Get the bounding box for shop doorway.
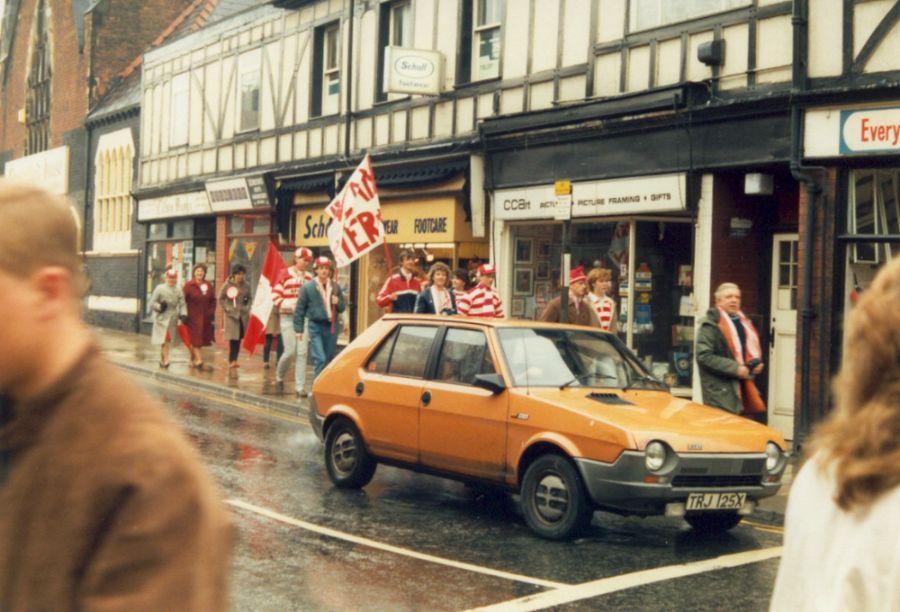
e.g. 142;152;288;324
768;233;798;440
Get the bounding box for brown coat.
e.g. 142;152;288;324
183;279;216;347
539;296;602;328
218;279;251;341
0;346;232;611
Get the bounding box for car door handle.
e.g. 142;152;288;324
355;382;365;396
421;390;431;406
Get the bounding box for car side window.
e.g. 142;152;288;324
366;328;398;373
387;326;439;378
436;328;496;386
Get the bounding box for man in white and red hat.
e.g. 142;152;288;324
539;265;601;327
273;247;314;396
457;263;504;318
294;256;346;378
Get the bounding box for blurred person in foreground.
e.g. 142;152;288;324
770;257;900;611
0;181;232;610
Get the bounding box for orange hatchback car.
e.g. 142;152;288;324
309;315;788;540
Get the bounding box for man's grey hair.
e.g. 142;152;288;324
714;282;741;300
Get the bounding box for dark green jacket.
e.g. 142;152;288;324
293;280;346;334
695;308;742;413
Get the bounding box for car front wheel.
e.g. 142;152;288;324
324;418;377;489
520;454;593;540
685;511;743;533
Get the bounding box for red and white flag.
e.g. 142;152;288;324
242;242;288;355
326;154;385;267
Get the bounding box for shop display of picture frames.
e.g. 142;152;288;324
515;238;533;264
511;297;526;317
536;260;550;280
537;239;551;259
514;268;534;295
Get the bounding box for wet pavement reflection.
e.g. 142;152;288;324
146;382;783;611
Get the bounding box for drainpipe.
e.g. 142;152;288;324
790;0;826;450
344;0;358;340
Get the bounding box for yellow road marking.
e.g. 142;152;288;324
142;378;310;427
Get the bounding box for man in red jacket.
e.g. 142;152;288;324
376;250;421;313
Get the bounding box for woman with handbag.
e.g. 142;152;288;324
148;268;187;368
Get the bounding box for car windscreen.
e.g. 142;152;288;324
497;327;657;389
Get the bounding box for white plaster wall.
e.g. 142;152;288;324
561;0;590;67
626;44;650;91
597;0;626;43
656;37;681;86
808;0;843;78
756;15;792;83
720;23;748;90
594;52;621;96
532;0;560;74
502;0;529;79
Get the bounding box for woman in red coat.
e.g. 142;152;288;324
183;263;216;369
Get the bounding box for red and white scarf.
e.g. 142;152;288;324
717;307;765;415
430;286;452;314
316;279;333;322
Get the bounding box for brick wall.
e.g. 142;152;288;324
794;167;840;443
86;254;141;298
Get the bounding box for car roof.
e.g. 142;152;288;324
381;314;617;336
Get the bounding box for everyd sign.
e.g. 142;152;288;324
840;107;900;154
326;155;385;267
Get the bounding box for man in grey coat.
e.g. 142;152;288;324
696;283;766;414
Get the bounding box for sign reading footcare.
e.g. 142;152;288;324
840;107;900;154
384;46;443;96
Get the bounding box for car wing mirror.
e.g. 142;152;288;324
473;373;506;394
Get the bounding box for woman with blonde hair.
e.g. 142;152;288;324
771;257;900;611
414;262;457;315
586;267;617;332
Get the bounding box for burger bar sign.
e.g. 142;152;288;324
383;46;443;96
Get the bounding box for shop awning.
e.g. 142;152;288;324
278;174;335;196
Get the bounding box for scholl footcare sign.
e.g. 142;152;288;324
839;107;900;155
384;47;443;96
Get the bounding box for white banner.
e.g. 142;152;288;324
326;155;385;267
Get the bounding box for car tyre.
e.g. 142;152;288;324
324;418;377;489
685;511;743;533
521;454;593;540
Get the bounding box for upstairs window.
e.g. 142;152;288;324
238;49;261;132
169;73;190;147
376;0;412;102
312;21;341;117
93;129;135;253
458;0;501;85
25;0;51;155
629;0;750;32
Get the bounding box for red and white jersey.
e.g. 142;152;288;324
272;267;312;313
376;270;421;312
587;293;616;331
457;284;504;318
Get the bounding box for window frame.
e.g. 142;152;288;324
371;324;442;380
627;0;751;34
432;326;498;387
311;20;341;118
237;49;261;133
376;0;413;103
471;0;501;82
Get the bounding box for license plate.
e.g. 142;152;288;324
685;492;746;511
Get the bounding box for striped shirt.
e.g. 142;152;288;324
457;284;504;318
587;293;616;332
272;267;312;314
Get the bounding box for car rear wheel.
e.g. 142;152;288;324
685;511;743;533
520;454;593;540
324;418;377;489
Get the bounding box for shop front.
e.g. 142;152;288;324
137;191;216;325
493;173;697;396
294;174;488;336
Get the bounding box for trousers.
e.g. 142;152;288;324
308;320;338;379
276;314;309;392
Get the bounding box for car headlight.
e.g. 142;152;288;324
645;441;667;472
765;442;781;472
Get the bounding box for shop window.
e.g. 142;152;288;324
312;21;340;118
436;328;495;385
238;49;261;132
844;168;900;318
629;0;750;32
376;0;412;102
387;326;439;378
25;0;51;155
92;129;135;253
226;214;272;301
458;0;502;85
169;73;190;147
145;220;216;316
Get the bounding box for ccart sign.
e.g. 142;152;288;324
384;46;443;96
840;107;900;154
494;174;687;221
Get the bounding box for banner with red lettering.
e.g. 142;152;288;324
325;154;384;267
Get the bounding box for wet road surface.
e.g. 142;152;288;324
144;380;784;611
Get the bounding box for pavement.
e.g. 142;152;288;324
93;325;793;525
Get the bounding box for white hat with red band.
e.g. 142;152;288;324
477;263;496;276
294;247;314;261
314;255;332;268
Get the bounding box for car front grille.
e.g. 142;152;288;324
672;475;761;488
